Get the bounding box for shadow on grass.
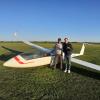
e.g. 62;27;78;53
0;46;23;61
71;65;100;80
49;64;100;80
0;97;6;100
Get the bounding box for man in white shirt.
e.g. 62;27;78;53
54;38;63;69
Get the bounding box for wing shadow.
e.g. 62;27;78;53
71;65;100;80
0;46;23;61
49;62;100;80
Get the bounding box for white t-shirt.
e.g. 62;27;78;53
55;43;62;55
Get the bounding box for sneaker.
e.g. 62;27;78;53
68;70;70;73
64;69;67;73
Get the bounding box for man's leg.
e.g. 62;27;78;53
50;56;54;67
54;55;58;69
60;55;63;70
64;55;68;72
67;55;71;73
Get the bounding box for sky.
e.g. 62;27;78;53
0;0;100;42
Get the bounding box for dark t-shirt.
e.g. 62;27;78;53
63;42;73;55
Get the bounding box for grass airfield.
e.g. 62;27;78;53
0;42;100;100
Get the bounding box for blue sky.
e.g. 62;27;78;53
0;0;100;42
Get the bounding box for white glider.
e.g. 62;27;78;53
3;33;100;71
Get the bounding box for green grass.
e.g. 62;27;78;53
0;42;100;100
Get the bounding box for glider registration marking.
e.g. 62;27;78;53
14;56;33;64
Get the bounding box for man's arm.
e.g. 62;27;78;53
68;43;73;51
70;43;73;51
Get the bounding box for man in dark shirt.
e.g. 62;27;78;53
63;38;73;73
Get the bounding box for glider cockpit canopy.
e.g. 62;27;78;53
20;50;50;60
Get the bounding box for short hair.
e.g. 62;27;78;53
58;38;61;41
64;38;68;40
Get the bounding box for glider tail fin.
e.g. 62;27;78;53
80;43;85;55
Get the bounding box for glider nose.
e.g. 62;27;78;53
3;58;17;67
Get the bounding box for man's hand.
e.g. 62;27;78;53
67;47;71;49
